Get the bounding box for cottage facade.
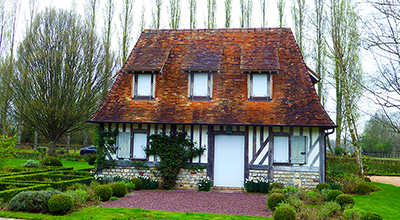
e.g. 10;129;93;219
89;28;335;189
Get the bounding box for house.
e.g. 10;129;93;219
89;28;336;189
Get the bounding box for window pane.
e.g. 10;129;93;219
117;132;131;159
133;133;147;159
274;136;289;163
193;73;208;96
137;74;152;96
252;74;268;97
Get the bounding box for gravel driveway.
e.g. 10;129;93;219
100;190;271;217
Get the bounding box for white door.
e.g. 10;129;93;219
214;135;245;187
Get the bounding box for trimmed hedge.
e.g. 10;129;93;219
327;156;400;175
0;183;50;202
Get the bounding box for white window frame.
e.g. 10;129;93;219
188;71;213;101
273;134;308;164
248;72;273;101
116;130;148;160
132;72;155;100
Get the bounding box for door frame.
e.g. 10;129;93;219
207;126;248;186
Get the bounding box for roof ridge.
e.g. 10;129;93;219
142;27;291;33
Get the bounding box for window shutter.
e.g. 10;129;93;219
117;132;131;159
274;136;289;163
291;135;307;164
193;73;208;96
252;74;268;97
137;74;152;96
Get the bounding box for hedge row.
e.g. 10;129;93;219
327;156;400;175
0;167;73;178
0;182;50;202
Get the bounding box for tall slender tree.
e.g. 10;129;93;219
240;0;253;28
189;0;196;29
313;0;326;102
139;3;146;32
225;0;232;28
119;0;134;65
260;0;267;27
291;0;306;54
169;0;181;29
277;0;285;27
152;0;162;29
207;0;217;29
328;0;363;174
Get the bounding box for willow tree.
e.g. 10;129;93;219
13;8;108;156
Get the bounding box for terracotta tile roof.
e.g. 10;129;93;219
90;28;335;128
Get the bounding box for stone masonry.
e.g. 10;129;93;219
249;169;319;189
101;167;207;189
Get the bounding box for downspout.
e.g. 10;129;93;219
324;128;335;182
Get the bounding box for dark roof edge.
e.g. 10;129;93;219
86;120;337;130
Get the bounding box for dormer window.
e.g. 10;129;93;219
246;71;275;101
132;72;155;101
187;71;213;101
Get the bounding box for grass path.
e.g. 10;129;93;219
353;182;400;220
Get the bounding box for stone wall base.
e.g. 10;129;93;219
101;167;206;189
249;169;320;189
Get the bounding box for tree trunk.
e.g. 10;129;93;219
34;131;38;151
48;141;56;156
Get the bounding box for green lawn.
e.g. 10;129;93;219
7;158;93;170
353;182;400;220
0;206;272;220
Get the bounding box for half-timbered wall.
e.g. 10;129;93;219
101;123;325;188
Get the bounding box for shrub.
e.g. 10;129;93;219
244;178;269;193
327;189;343;201
88;154;97;165
131;177;143;190
110;182;127;198
334;147;345;156
270;182;284;189
7;190;62;213
94;185;113;201
274;206;296;220
342;208;362;220
269;188;284;195
327;181;342;191
320;201;342;218
197;177;212;192
23;159;41;168
361;211;383;220
138;176;159;190
335;194;355;208
316;183;331;191
286;196;302;212
283;186;298;197
267;193;287;210
110;196;119;201
48;194;74;215
364;177;372;182
307;191;323;205
126;181;135;190
41;156;63;166
357;182;371;195
66;189;87;207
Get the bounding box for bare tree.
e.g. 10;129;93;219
260;0;268;27
152;0;162;29
240;0;253;28
291;0;306;54
189;0;196;29
207;0;217;29
277;0;285;28
328;0;363;174
364;0;400;133
225;0;232;28
119;0;134;65
139;3;146;32
169;0;181;29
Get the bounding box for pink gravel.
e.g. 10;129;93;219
99;190;271;217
